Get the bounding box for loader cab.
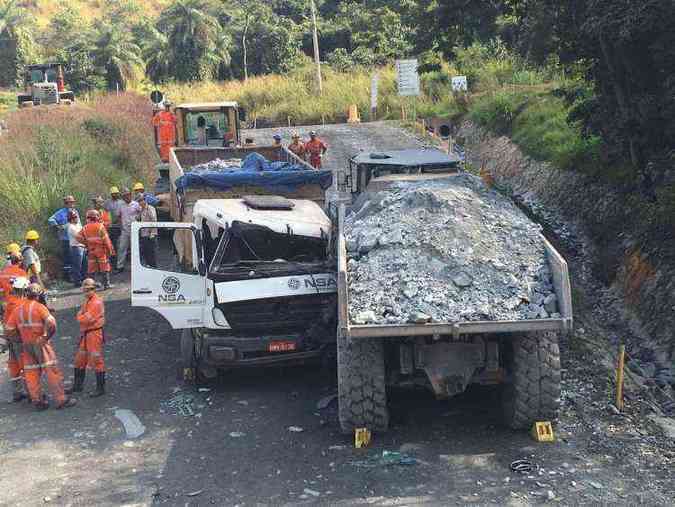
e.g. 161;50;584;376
18;63;74;106
175;102;245;148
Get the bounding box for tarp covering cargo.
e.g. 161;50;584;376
175;152;333;193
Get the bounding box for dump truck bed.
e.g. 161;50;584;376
168;145;324;222
336;204;573;339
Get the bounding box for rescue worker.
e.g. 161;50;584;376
47;195;79;280
4;283;76;410
77;210;115;290
104;186;123;267
132;182;161;206
287;132;306;160
1;276;29;402
21;230;43;286
137;194;158;268
66;278;106;397
304;131;327;169
65;209;86;286
0;245;25;310
92;196;111;229
196;115;207;145
1;242;20;269
272;134;282;147
152;101;177;162
115;188;140;273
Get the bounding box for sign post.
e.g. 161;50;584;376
370;73;379;120
396;59;420;123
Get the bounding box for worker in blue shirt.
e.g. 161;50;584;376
47;195;80;280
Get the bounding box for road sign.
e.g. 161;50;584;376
371;74;379;110
396;59;420;97
451;76;468;92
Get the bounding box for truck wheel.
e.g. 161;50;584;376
337;330;389;433
501;332;561;429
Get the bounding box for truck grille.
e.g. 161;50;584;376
219;293;336;336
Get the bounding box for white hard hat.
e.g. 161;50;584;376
12;277;30;290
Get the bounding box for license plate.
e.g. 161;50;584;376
268;340;296;352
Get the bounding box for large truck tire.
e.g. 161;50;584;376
337;330;389;433
180;328;196;369
501;332;561;429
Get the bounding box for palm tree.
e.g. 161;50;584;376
153;0;231;82
0;0;33;87
92;23;144;90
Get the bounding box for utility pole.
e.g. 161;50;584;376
310;0;322;95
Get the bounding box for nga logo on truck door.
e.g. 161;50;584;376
159;276;186;304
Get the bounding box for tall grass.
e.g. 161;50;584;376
0;94;156;269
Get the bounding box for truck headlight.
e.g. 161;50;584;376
212;308;231;328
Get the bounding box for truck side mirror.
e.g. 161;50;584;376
238;108;247;121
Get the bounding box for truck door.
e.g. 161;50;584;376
131;222;207;329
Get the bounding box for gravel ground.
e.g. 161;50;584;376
345;174;556;325
1;122;674;506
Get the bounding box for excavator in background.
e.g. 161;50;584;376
17;63;75;107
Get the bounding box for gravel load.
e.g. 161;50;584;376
191;158;243;173
345;174;559;325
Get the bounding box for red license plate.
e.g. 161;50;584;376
268;340;297;352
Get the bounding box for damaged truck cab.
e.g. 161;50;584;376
131;145;336;379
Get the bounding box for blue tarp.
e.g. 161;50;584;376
176;152;333;193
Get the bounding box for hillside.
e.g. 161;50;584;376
26;0;167;27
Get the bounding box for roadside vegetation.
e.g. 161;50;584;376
0;94;155;274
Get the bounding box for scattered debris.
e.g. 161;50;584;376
588;481;604;490
186;490;203;497
114;409;146;439
351;450;417;468
161;393;195;417
316;393;338;410
328;445;347;451
198;388;211;393
229;432;246;438
303;488;321;497
510;459;537;474
345;176;556;324
287;426;304;433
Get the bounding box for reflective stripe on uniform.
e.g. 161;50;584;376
23;360;57;370
18;302;42;328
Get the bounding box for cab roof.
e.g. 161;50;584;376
193;198;331;239
175;102;238;112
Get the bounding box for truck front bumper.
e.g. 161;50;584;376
201;333;325;368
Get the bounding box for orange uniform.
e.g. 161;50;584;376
99;209;112;230
5;300;65;406
152;110;177;162
0;263;27;317
304;138;327;168
74;293;105;372
77;222;114;273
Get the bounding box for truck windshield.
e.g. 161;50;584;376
185;111;229;146
210;221;328;275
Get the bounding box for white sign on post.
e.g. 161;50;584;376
396;59;420;96
371;73;379;110
451;75;468;92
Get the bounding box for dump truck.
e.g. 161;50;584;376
17;63;74;107
150;97;247;220
333;149;572;432
131;144;336;380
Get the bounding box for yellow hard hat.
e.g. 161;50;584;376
133;182;145;192
110;186;120;194
25;230;40;241
6;242;20;254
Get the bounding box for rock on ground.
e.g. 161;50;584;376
345;173;557;325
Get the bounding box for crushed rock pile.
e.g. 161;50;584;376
345;174;560;325
191;158;243;173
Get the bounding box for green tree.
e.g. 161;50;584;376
92;22;143;90
148;0;231;82
0;0;37;88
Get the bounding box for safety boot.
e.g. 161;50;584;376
34;395;49;411
90;372;105;398
102;272;114;290
65;368;86;394
11;380;27;402
56;397;77;409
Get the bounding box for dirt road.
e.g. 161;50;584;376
1;122;674;506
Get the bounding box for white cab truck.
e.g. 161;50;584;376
131;145;336;379
333;149;572;432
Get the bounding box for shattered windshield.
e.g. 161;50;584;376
210;221;329;275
